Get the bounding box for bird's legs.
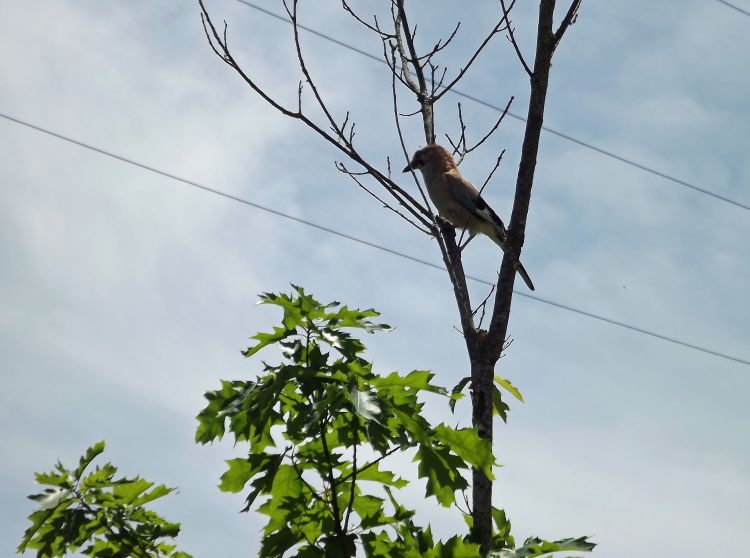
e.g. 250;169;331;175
458;231;477;251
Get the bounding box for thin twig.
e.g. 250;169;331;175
343;420;358;531
499;0;533;77
290;452;326;504
416;21;461;61
472;283;496;329
338;445;401;483
389;46;435;219
200;1;434;231
320;417;344;536
433;15;510;101
337;161;431;233
341;0;395;39
465;98;513;161
286;0;347;146
478;150;506;196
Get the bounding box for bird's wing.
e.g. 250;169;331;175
444;172;507;241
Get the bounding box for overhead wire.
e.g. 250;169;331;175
715;0;750;17
230;0;750;213
2;111;748;367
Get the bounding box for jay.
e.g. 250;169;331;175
403;144;535;291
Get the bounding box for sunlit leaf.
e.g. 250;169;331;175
494;375;524;403
350;387;381;420
489;536;595;557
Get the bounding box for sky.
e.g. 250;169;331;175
1;0;749;556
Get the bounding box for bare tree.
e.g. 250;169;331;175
199;0;582;553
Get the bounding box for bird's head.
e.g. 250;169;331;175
402;144;455;174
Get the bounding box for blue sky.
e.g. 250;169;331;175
1;1;749;556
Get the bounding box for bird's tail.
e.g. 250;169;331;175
486;226;535;291
515;261;535;291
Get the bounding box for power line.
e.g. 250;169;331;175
231;0;750;213
2;111;748;367
715;0;750;17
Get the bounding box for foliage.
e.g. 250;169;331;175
489;536;596;557
19;286;594;557
18;441;191;558
196;286;492;556
196;286;594;557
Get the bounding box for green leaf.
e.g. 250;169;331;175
75;441;106;479
257;464;304;533
243;326;296;358
361;531;397;557
350;387;381;420
494;375;524;402
219;458;258;493
414;444;468;507
491;507;514;549
353;462;407;489
490;536;596;557
351;494;388;529
449;376;471;413
260;526;299;558
373;370;443;394
435;535;481;557
133;483;174;507
392;406;432;444
322;533;357;558
493;387;510;422
112;478;153;504
19;443;192;557
434;424;494;478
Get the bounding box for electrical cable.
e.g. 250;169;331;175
715;0;750;17
2;111;747;367
230;0;750;213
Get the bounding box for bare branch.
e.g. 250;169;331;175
554;0;583;45
395;0;435;142
478;150;506;196
472;283;496;329
382;37;411;90
393;6;420;94
416;21;461;61
341;0;395;39
200;14;232;66
487;0;556;366
389;46;435;217
336;161;432;234
399;107;422;117
447;97;512;166
432;16;509;101
463;490;473;515
467;97;513;158
200;1;300;118
429;61;449;97
499;0;534;77
286;0;348;146
445;102;467;161
200;1;436;232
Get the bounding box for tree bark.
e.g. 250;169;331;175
472;1;559;553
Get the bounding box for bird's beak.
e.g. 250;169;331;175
402;162;412;173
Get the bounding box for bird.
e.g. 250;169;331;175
403;144;535;291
